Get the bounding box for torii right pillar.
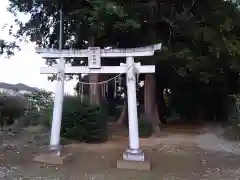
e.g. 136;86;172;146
117;56;151;171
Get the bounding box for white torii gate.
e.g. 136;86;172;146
36;43;161;162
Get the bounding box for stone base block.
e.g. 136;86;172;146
117;159;151;171
123;149;145;161
33;153;72;165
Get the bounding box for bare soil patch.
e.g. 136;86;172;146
1;125;240;179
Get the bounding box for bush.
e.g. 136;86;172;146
23;90;53;111
58;96;108;143
138;114;153;138
228;95;240;124
19;90;53;127
101;100;122;119
24;107;53;126
0;94;28;125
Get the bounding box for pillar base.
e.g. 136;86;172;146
117;159;151;171
118;149;151;171
123;148;145;161
32;144;72;165
33;153;72;165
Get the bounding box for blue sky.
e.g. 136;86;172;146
0;0;77;94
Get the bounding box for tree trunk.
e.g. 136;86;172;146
88;36;101;105
89;74;100;105
144;21;163;132
144;74;161;133
117;102;127;125
99;74;105;102
99;74;113;103
117;81;128;125
156;88;167;124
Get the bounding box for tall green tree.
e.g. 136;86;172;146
7;0;240;127
0;39;18;56
149;0;240;121
8;0;142;104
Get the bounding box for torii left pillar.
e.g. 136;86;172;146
33;56;73;165
49;56;65;155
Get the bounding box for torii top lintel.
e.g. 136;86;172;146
35;43;162;59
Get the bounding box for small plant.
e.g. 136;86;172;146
138;113;153;138
228;95;240;124
226;95;240;140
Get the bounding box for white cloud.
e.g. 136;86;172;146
0;0;77;95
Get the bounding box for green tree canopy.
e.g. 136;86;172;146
7;0;240;121
0;39;18;56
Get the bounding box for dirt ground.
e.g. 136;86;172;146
1;125;240;180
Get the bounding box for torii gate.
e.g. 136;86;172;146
35;43;161;166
